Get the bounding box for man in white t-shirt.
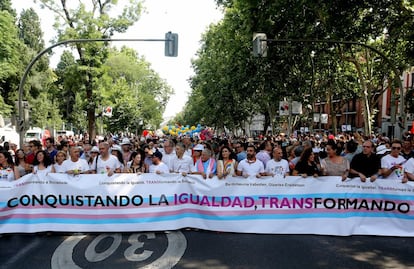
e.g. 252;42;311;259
404;156;414;182
380;140;407;182
171;142;195;176
236;145;265;178
265;147;290;178
149;150;170;174
93;142;122;176
61;146;91;175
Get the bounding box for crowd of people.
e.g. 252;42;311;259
1;131;414;183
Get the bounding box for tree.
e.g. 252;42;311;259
187;0;413;135
0;10;23;117
99;47;173;133
0;0;15;17
38;0;142;142
18;8;59;129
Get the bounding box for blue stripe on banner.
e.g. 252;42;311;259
1;212;414;225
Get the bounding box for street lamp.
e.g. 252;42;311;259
17;33;178;148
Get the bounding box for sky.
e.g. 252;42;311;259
11;0;224;120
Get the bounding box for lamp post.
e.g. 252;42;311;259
17;34;178;148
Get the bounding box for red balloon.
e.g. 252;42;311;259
142;130;149;137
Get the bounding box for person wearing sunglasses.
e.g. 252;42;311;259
379;140;407;182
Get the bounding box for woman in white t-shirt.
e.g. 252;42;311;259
0;150;20;181
32;150;53;178
52;150;67;173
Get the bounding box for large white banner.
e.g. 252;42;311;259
1;173;414;236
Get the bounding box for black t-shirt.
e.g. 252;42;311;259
349;152;380;177
295;160;320;176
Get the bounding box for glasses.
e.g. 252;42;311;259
391;147;401;150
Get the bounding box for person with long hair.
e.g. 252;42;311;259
127;150;146;174
32;150;53;177
217;145;238;179
87;146;99;171
0;150;20;181
111;145;126;172
292;147;321;178
320;139;350;180
14;149;31;177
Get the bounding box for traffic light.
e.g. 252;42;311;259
164;32;178;57
253;33;268;57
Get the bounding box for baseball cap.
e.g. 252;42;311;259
193;144;204;151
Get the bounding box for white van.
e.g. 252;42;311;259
24;127;43;143
0;126;20;146
56;130;74;138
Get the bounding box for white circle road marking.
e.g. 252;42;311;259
51;231;187;269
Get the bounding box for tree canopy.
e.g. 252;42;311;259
184;0;414;135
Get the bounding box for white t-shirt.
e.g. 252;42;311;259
265;159;290;178
237;159;264;177
403;158;414;174
94;155;122;175
0;167;15;181
33;165;52;178
53;163;66;173
160;152;176;171
61;158;90;173
381;154;406;180
171;155;195;173
149;162;170;174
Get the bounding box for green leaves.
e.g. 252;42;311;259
185;0;413;134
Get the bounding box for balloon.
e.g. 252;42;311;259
191;126;196;130
142;130;149;137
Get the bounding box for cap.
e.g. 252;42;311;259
91;146;99;153
193;144;204;151
376;144;390;155
111;145;122;153
153;150;163;159
121;138;131;145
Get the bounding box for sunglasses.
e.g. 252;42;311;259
391;147;401;150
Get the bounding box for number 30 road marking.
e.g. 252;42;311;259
51;231;187;269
